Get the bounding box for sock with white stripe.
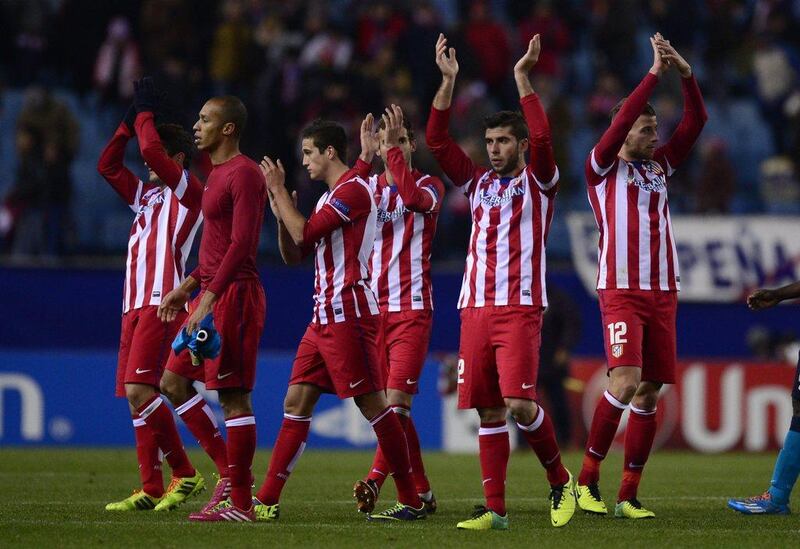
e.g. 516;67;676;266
132;415;163;498
225;414;257;509
137;395;195;478
579;390;628;486
478;421;510;516
176;393;229;478
618;405;657;502
517;407;569;486
256;414;311;505
370;407;421;508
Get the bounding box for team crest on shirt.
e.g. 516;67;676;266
135;188;166;220
611;344;624;358
626;161;666;193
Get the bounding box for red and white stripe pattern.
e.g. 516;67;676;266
123;171;203;313
175;393;219;428
368;174;438;311
459;167;558;309
312;178;379;324
587;151;680;291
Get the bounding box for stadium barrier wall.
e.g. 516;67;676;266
0;351;793;453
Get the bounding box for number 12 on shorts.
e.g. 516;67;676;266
607;321;627;359
457;358;465;384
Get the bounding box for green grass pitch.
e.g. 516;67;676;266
1;449;798;547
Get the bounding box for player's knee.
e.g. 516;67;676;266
608;379;638;404
386;390;412;409
477;407;506;424
631;385;661;411
506;399;537;425
125;384;155;409
159;376;186;404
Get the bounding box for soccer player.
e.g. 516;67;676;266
427;34;573;530
252;118;426;522
728;281;800;515
575;34;707;519
158;95;267;522
97;80;205;512
352;105;444;515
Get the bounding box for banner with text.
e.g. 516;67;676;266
567;213;800;302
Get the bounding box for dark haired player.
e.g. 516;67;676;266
253;118;426;522
98;79;205;512
427;34;573;530
576;34;706;519
159;95;267;522
352;105;444;515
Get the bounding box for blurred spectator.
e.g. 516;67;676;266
8;86;80;258
463;1;511;101
695;138;737;213
587;71;623;129
590;0;640;86
356;1;407;60
299;11;353;71
93;16;141;106
537;285;581;446
752;32;800;154
759;155;800;213
516;1;571;80
209;0;254;95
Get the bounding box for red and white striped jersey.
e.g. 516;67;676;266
123;174;203;313
584;72;707;292
458;168;558;308
304;168;379;324
426;94;560;309
586;154;680;291
368;170;444;311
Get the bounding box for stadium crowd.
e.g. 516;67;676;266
0;0;799;261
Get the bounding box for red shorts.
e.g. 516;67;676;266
290;314;384;399
116;306;186;398
167;279;266;391
378;310;432;395
457;305;543;409
598;289;678;384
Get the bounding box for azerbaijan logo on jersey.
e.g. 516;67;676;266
376;204;407;223
479;184;526;208
627;160;666;193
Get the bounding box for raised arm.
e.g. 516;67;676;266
133;77;204;209
97;107;142;208
654;38;708;171
383;105;438;212
592;35;666;171
426;33;478;187
514;35;558;190
260;159;305;265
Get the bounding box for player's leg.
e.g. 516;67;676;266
190;280;265;522
615;290;676;519
254;325;329;521
495;306;573;527
255;382;322;512
578;290;644;515
728;353;800;515
106;312;164;511
454;308;509;530
162;357;230;486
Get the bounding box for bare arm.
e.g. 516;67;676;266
432;33;458;110
513;34;540;98
748;282;800;310
261;157;307;246
268;187;304;265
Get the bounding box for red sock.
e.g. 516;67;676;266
225;415;257;509
370;407;421;507
133;416;163;497
176;393;229;478
618;406;657;502
517;407;568;486
137;395;195;478
479;421;510;516
366;440;390;488
256;414;311;505
578;391;627;485
403;414;431;494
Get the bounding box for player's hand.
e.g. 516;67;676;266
514;34;541;74
747;289;781;310
359;112;378;162
186;292;215;335
133;76;160;113
435;33;459;79
259;156;285;191
158;287;190;323
648;33;668;76
655;37;692;77
382;104;404;148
